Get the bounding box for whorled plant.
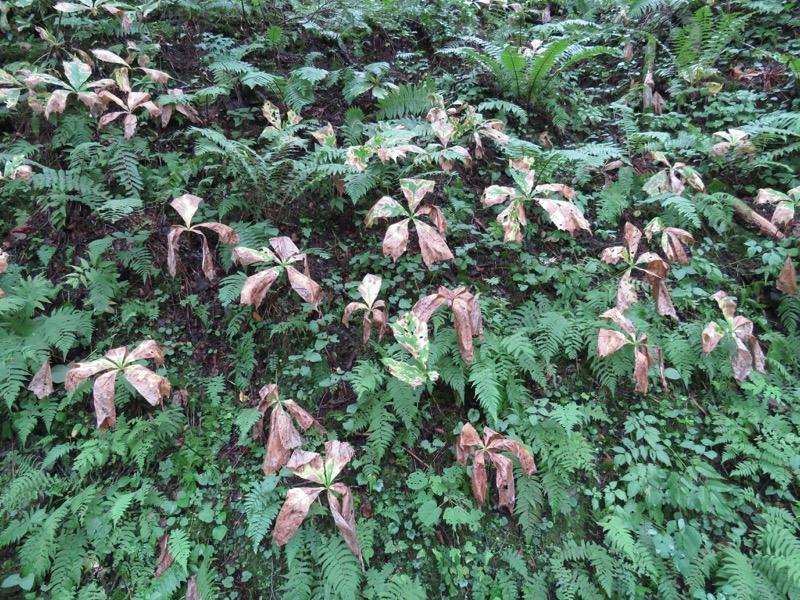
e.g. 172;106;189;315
702;291;765;381
381;312;439;389
642;151;705;197
597;308;666;394
481;158;591;243
364;178;454;268
412;286;483;365
342;274;388;345
254;384;325;476
232;237;322;311
166;194;239;283
272;440;364;570
601;222;676;318
456;423;536;513
65;340;171;431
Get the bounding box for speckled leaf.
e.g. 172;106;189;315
536;198;591;234
272;487;324;546
27;359;53;399
777;257;798;296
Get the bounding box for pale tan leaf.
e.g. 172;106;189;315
98;111;124;129
232;246;273;267
123;364;170;406
597;329;628;357
755;188;789;205
601;246;625;265
91;49;129;66
731;315;753;340
777;257;798;296
663;228;694;264
382;219;410;262
263;406;301;476
536;198;591;233
497;201;526;244
488;452;516;512
261;100;281;128
599;307;636;337
644;259;677;318
286;449;325;483
272;487;324;546
771;201;794;227
456;422;480;465
701;321;725;354
327;484;364;569
311;122;336;146
616;271;638;312
343;301;368;326
270;236;301;262
196;231;217;283
45;89;69;119
128;339;165;365
154;533;173;578
654;345;668;391
185;575;200;600
123;113;137;138
140;67;171;84
710;290;736;321
286;265;321;310
426;108;456;146
415;220;454;268
633;346;654;394
364;196;407;226
240;268;281;308
399;178;435;211
534;183;576;200
376;145;423;162
166;227;184;277
259;383;279;404
65;357;113;391
284;399;325;433
731;337;753;381
481;185;517;207
357;274;382;308
449;288;482;365
0;251;8;274
624;222;642;256
471;451;488;508
28;359;53;399
490;434;536;476
93;370;118;432
323;440;355;482
748;334;765;374
412;292;446;323
415;204;448;234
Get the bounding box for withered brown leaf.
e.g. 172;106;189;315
412;286;483;365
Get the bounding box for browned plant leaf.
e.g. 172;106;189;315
536;198;591;234
272;486;325;546
328;483;364;570
633;343;654;394
597;329;629;357
93;370;118;432
777;257;798;296
27;359;53;399
154;533;173;578
412;286;483;365
643;258;677;319
185;576;200;600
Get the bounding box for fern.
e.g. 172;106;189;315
243;477;282;550
168;528;191;571
318;534;363;598
375;82;434;119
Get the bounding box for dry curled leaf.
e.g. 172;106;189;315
754;186;799;229
65;340;170;431
364;179;453;268
27;359;54;399
256;384;325;476
456;423;536;512
777;257;798;296
412;286;483;365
